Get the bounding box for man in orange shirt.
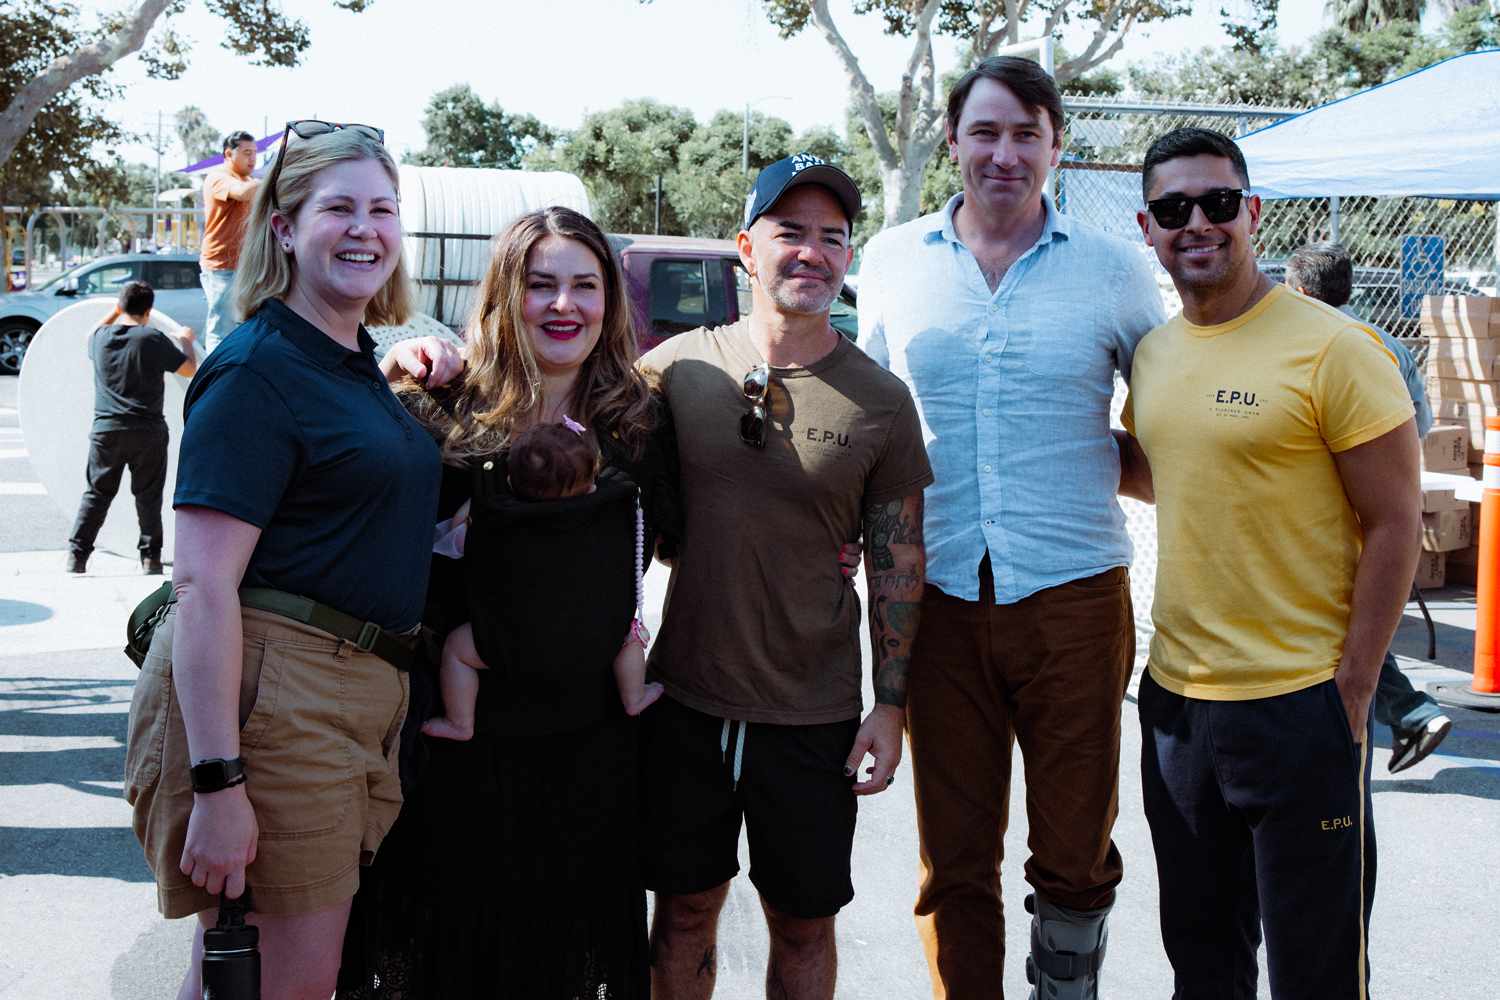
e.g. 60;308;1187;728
199;130;259;352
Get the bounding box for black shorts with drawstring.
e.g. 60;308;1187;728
640;695;860;919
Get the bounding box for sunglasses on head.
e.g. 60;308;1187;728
739;363;770;449
267;120;386;211
1145;188;1250;230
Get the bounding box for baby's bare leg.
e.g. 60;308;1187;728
614;638;663;716
422;622;487;741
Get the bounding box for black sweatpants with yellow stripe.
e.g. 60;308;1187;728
1138;672;1376;1000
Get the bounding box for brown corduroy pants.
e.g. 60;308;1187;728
907;560;1134;999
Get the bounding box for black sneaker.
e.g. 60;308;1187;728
65;553;86;574
141;556;164;575
1389;715;1453;774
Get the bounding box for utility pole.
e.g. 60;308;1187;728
152;111;163;250
743;104;750;175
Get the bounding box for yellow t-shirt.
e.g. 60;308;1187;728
1123;285;1413;701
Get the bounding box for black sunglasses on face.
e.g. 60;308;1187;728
267;120;386;211
1145;188;1251;230
739;363;770;449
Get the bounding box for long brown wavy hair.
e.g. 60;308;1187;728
404;207;654;463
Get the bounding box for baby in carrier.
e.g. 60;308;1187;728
422;418;664;741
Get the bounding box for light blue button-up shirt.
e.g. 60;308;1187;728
858;193;1165;604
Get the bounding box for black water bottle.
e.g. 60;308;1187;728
202;891;259;1000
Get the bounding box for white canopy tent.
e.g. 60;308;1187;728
1238;49;1500;200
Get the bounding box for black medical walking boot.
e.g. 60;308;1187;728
1025;892;1110;1000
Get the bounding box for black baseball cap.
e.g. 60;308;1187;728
743;153;861;231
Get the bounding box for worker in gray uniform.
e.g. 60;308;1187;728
1286;241;1453;773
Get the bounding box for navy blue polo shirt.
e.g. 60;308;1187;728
175;298;441;631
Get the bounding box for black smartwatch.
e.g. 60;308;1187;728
190;757;247;794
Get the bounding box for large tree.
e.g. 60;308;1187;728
0;0;373;190
665;110;796;238
642;1;1202;228
1;2;132;205
528;100;699;235
407;84;558;170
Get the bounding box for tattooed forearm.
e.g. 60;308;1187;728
865;497;921;572
863;492;925;708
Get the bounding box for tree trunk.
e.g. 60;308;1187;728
0;0;171;169
881;164;925;229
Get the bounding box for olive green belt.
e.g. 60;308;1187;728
126;582;424;673
237;587;424;673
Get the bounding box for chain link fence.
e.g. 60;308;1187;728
1057;94;1499;348
1056;94;1500;657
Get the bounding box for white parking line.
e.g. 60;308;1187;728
0;482;45;495
0;448;28;459
0;735;122;752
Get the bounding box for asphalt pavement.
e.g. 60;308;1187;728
1;373;1497;999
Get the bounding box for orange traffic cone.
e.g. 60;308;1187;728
1435;415;1500;710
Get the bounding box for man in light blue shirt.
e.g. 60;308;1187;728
1286;241;1453;773
858;57;1162;1000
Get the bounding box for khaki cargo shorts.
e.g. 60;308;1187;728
124;605;409;918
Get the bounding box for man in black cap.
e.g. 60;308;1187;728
638;154;933;999
67;280;196;574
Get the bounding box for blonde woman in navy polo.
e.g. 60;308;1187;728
124;122;461;999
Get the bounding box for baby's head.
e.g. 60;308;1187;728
508;420;601;501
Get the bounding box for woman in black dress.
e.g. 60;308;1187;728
339;206;676;999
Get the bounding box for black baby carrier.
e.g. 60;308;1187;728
464;467;639;734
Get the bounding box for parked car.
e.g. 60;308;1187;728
0;252;207;375
1260;260;1482;340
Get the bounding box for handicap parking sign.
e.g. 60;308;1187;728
1400;235;1444;318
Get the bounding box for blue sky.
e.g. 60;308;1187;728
88;0;1331;168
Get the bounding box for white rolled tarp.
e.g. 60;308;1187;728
1239;49;1500;200
399;167;591;328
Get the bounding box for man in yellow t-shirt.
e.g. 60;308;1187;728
1120;128;1418;1000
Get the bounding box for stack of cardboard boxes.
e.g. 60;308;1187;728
1420;295;1497;586
1416;426;1471;588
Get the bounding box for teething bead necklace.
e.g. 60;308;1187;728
630;489;650;648
634;491;645;621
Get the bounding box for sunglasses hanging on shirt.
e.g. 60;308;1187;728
740;363;770;449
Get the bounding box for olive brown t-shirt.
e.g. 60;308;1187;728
640;320;933;725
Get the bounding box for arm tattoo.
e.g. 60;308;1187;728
863;494;925;708
865;498;918;572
